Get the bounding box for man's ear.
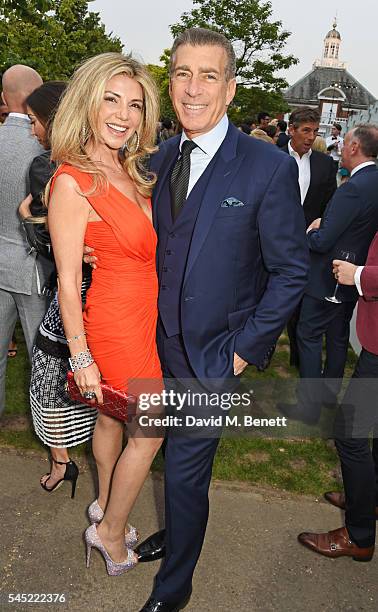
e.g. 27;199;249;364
288;124;295;138
226;78;237;107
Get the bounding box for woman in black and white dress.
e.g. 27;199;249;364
19;81;97;496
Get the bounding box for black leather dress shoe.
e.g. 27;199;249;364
139;591;191;612
135;529;166;562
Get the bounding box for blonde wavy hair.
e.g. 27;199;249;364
50;52;160;197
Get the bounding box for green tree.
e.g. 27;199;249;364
229;85;289;124
147;54;175;120
171;0;298;92
0;0;122;80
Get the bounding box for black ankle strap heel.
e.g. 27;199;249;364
40;458;79;499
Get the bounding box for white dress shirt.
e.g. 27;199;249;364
288;141;311;205
350;160;376;177
179;114;229;196
350;161;376;294
326;135;343;161
8;112;30;120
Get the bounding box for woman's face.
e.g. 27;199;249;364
27;106;47;148
96;74;144;150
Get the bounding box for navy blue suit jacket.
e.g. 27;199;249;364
151;123;309;379
306;164;378;302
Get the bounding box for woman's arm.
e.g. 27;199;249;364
48;173;103;403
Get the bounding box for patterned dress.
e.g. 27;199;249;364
30;269;97;448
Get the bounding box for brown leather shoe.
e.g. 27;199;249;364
298;526;374;562
324;491;346;509
324;491;378;518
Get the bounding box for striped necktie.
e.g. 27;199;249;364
170;139;198;220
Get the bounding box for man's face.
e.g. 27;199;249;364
259;115;270;129
289;122;319;156
169;44;236;139
341;131;356;170
331;126;340;138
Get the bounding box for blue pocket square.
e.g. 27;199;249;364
221;197;245;208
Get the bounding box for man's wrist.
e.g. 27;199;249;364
354;266;364;296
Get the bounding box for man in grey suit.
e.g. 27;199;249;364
0;65;53;416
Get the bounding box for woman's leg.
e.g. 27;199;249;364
97;435;163;561
40;446;70;487
92;413;124;510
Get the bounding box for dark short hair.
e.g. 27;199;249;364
277;120;287;132
289;107;320;127
26;81;66;129
170;27;236;81
239;123;251;135
352;124;378;158
333;123;342;132
161;117;173;130
265;124;277;138
257;112;270;123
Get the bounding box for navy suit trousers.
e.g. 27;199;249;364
153;323;220;603
334;349;378;547
296;294;356;418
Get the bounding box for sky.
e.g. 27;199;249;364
90;0;378;97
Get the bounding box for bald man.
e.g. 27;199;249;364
0;65;53;416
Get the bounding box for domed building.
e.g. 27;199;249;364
284;20;376;135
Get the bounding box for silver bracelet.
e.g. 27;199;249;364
69;349;94;372
67;331;86;344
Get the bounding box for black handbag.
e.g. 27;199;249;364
22;215;52;260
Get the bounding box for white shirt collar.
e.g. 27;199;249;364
8;112;30;120
180;114;229;157
288;140;312;160
351;161;376;177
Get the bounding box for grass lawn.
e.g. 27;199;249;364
1;322;358;496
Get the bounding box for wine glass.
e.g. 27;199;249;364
325;250;356;303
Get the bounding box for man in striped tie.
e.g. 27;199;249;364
132;26;310;612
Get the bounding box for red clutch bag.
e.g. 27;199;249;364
66;370;137;423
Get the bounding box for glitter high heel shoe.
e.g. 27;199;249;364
85;524;138;576
87;499;139;548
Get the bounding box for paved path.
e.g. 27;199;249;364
0;448;376;612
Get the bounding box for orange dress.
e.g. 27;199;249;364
52;164;162;392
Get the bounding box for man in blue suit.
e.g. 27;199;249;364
138;28;309;612
281;124;378;425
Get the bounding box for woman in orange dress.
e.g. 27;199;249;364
47;53;163;575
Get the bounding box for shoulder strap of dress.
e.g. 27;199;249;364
49;163;94;197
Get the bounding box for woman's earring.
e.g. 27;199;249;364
81;124;89;146
124;131;140;155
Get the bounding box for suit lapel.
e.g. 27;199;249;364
152;140;180;228
184;124;244;283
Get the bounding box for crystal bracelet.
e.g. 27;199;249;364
67;331;86;344
69;349;94;372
